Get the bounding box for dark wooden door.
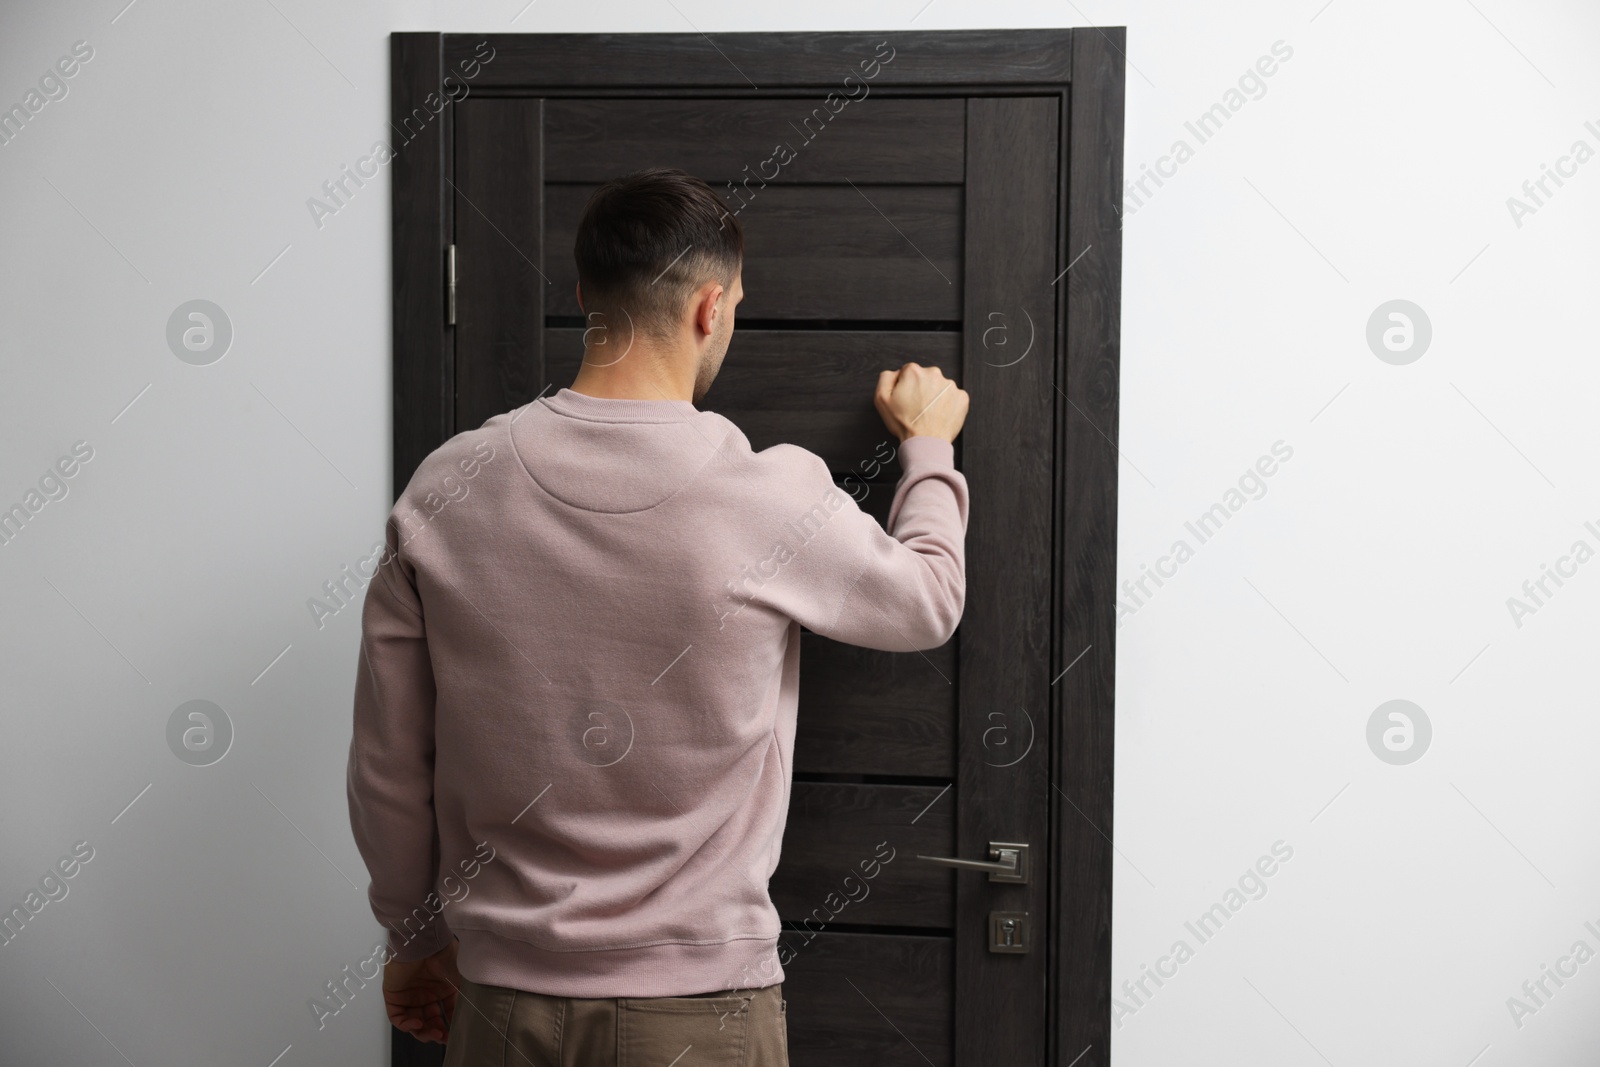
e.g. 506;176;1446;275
392;30;1124;1067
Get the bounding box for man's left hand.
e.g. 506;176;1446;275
383;937;460;1044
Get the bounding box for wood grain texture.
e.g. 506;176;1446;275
449;31;1071;91
391;32;449;501
777;931;952;1067
954;95;1059;1067
546;328;959;473
453;99;544;434
795;631;956;777
543;184;963;321
771;782;954;928
1053;29;1125;1067
545;98;965;184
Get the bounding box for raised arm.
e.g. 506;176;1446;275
748;363;971;651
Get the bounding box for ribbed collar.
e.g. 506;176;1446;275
537;387;700;424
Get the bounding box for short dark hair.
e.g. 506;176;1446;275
574;168;744;342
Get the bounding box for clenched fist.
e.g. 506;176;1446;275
874;362;970;444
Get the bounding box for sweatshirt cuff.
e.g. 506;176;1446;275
897;434;955;470
386;913;454;963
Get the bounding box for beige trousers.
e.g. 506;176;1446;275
442;975;789;1067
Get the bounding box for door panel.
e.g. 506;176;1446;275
453;99;543;436
543;183;964;320
777;932;952;1067
545;97;966;184
449;90;1055;1067
772;783;954;927
792;632;956;777
952;94;1058;1067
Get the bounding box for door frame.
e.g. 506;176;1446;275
388;29;1125;1067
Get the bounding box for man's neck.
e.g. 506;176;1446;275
570;350;694;403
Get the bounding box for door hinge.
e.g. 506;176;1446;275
445;244;457;326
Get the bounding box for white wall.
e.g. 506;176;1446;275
1;1;1595;1064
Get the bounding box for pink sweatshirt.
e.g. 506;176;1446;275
347;387;968;997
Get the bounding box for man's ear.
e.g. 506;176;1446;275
696;281;726;338
575;281;584;313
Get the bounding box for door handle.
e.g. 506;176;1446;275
916;841;1029;884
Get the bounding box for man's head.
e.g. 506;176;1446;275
574;168;744;402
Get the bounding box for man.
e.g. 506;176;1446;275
347;167;969;1065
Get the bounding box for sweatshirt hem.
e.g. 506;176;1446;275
387;915;454;963
455;927;786;998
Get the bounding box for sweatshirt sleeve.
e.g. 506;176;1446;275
754;434;969;651
346;513;453;963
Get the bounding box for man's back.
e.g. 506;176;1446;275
348;387;968;1000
